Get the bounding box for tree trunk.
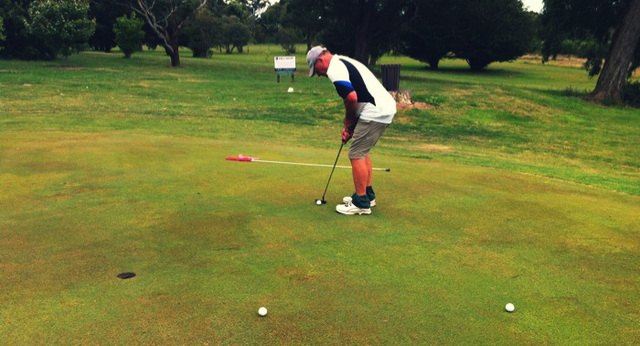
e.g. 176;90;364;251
353;4;372;65
589;0;640;103
163;44;180;66
164;34;180;67
428;58;440;70
354;31;370;65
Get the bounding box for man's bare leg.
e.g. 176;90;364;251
365;155;373;187
350;158;369;196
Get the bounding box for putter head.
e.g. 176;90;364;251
315;199;327;205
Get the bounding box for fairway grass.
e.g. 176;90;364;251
1;47;639;343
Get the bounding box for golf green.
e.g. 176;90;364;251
1;46;638;343
1;131;637;343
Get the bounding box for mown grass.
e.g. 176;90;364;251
0;46;639;343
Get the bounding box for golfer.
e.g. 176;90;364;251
307;46;396;215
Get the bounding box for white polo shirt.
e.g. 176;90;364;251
326;55;396;124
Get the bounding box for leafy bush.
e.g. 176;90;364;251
27;0;95;59
452;0;533;71
221;16;250;53
277;27;298;54
183;10;222;58
113;13;144;58
401;0;533;71
0;17;5;43
623;81;640;108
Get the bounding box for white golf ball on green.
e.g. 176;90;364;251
505;303;515;312
316;200;322;205
258;307;268;317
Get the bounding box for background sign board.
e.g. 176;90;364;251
274;56;296;82
274;56;296;71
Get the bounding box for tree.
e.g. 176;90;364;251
236;0;269;17
113;13;145;58
255;0;283;43
221;15;250;53
400;0;457;70
541;0;640;103
590;0;640;102
0;0;31;59
223;0;250;20
276;27;299;54
129;0;208;66
451;0;533;71
400;0;533;71
183;9;222;57
283;0;325;51
27;0;96;59
321;0;415;65
89;0;130;52
0;16;5;45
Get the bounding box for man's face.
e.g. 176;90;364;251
314;54;330;77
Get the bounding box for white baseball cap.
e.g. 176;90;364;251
307;46;327;77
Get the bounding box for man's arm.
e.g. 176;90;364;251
342;91;358;142
343;91;358;130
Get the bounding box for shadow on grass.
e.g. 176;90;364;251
544;87;590;98
380;65;525;87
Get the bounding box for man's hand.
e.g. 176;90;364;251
341;127;353;143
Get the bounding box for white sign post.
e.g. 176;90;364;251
274;56;296;83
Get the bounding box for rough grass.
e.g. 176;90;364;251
0;46;639;343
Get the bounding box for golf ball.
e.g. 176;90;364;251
258;307;268;317
505;303;515;312
316;200;322;205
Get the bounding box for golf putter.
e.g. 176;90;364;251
315;141;344;205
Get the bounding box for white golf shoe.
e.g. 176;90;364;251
336;201;371;215
343;196;376;207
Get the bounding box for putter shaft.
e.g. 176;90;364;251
321;142;344;201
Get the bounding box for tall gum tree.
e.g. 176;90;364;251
589;0;640;102
542;0;640;103
129;0;208;66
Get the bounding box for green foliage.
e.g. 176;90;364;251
399;0;457;70
89;0;130;52
222;0;250;20
402;0;533;71
540;0;635;77
282;0;325;50
221;16;250;53
452;0;534;71
558;38;610;77
0;0;36;59
130;0;207;66
276;27;299;54
113;13;144;58
256;0;285;43
27;0;95;59
623;81;640;107
0;16;5;43
183;9;222;58
320;0;415;64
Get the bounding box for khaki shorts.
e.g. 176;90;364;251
348;119;389;159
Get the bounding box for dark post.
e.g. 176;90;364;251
381;64;401;91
